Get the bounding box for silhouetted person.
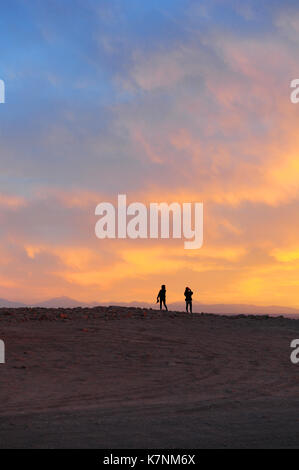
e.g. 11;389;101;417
184;287;193;313
157;284;168;311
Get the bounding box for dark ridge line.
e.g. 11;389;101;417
0;305;296;321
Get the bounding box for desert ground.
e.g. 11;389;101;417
0;306;299;449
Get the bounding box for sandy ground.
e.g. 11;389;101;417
0;306;299;449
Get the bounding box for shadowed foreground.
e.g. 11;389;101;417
0;306;299;449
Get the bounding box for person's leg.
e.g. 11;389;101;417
190;301;192;314
186;301;188;312
160;299;162;310
164;300;168;311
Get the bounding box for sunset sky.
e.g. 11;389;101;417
1;0;299;307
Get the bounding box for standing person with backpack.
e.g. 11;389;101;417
184;287;193;313
156;284;168;311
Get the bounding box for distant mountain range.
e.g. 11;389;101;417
0;296;299;315
0;296;95;308
33;296;97;308
0;298;28;308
